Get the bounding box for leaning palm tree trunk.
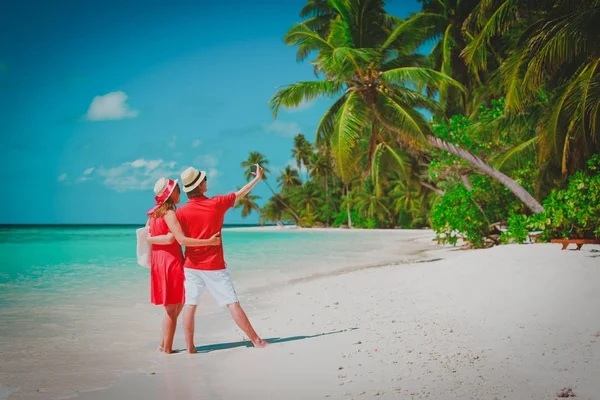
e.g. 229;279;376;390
372;110;544;213
263;180;302;223
427;137;544;213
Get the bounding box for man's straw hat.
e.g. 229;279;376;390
180;167;206;193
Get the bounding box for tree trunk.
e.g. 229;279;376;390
345;185;352;228
371;109;544;213
460;174;473;191
427;136;544;214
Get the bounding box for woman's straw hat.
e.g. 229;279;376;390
146;178;179;216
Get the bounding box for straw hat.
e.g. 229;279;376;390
180;167;206;193
146;178;179;215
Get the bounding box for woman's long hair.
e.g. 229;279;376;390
150;197;176;218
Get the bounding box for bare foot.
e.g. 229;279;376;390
252;339;269;348
158;346;164;352
187;347;198;354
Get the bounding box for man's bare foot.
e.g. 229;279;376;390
187;347;197;354
252;339;269;348
158;346;164;352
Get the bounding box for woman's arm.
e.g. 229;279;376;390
145;217;176;245
164;211;221;247
147;233;176;245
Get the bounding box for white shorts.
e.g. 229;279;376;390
183;268;239;307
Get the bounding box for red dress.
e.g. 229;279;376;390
149;216;185;305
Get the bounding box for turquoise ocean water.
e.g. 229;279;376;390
0;225;427;308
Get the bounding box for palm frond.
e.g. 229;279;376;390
375;91;430;145
316;95;348;147
371;143;385;196
461;0;518;71
381;12;445;51
269;80;343;117
284;23;335;54
331;91;368;183
501;49;529;113
490;137;539;169
381;67;466;93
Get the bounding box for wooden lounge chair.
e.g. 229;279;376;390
550;238;600;250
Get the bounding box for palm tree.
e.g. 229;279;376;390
277;165;303;191
241;152;301;223
260;196;289;226
291;134;313;180
354;180;392;225
234;191;261;218
269;0;544;214
291;182;324;226
309;150;334;203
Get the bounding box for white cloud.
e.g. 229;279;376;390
263;120;302;137
129;158;162;171
93;159;179;192
286;158;308;177
192;139;202;148
207;168;220;179
57;173;67;182
85;91;138;121
193;154;219;168
76;176;90;183
83;167;94;175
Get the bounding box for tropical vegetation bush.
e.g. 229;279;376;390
503;156;600;243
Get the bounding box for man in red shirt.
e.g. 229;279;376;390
176;164;268;352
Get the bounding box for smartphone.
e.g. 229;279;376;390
250;165;258;174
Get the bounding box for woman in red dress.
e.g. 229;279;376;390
146;178;220;353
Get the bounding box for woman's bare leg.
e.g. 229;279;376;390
160;304;183;351
162;304;180;354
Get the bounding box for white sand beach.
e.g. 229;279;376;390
73;233;600;400
3;229;599;400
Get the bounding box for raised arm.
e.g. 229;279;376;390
235;164;263;201
164;210;221;247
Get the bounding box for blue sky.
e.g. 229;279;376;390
0;0;422;225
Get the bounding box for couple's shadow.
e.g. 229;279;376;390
187;327;357;354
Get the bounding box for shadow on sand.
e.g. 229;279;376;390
189;327;358;353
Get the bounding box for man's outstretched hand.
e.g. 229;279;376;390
252;164;263;180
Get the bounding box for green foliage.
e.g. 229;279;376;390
500;214;529;244
431;180;489;248
503;155;600;241
537;157;600;239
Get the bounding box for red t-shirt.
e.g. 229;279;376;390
176;193;236;270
